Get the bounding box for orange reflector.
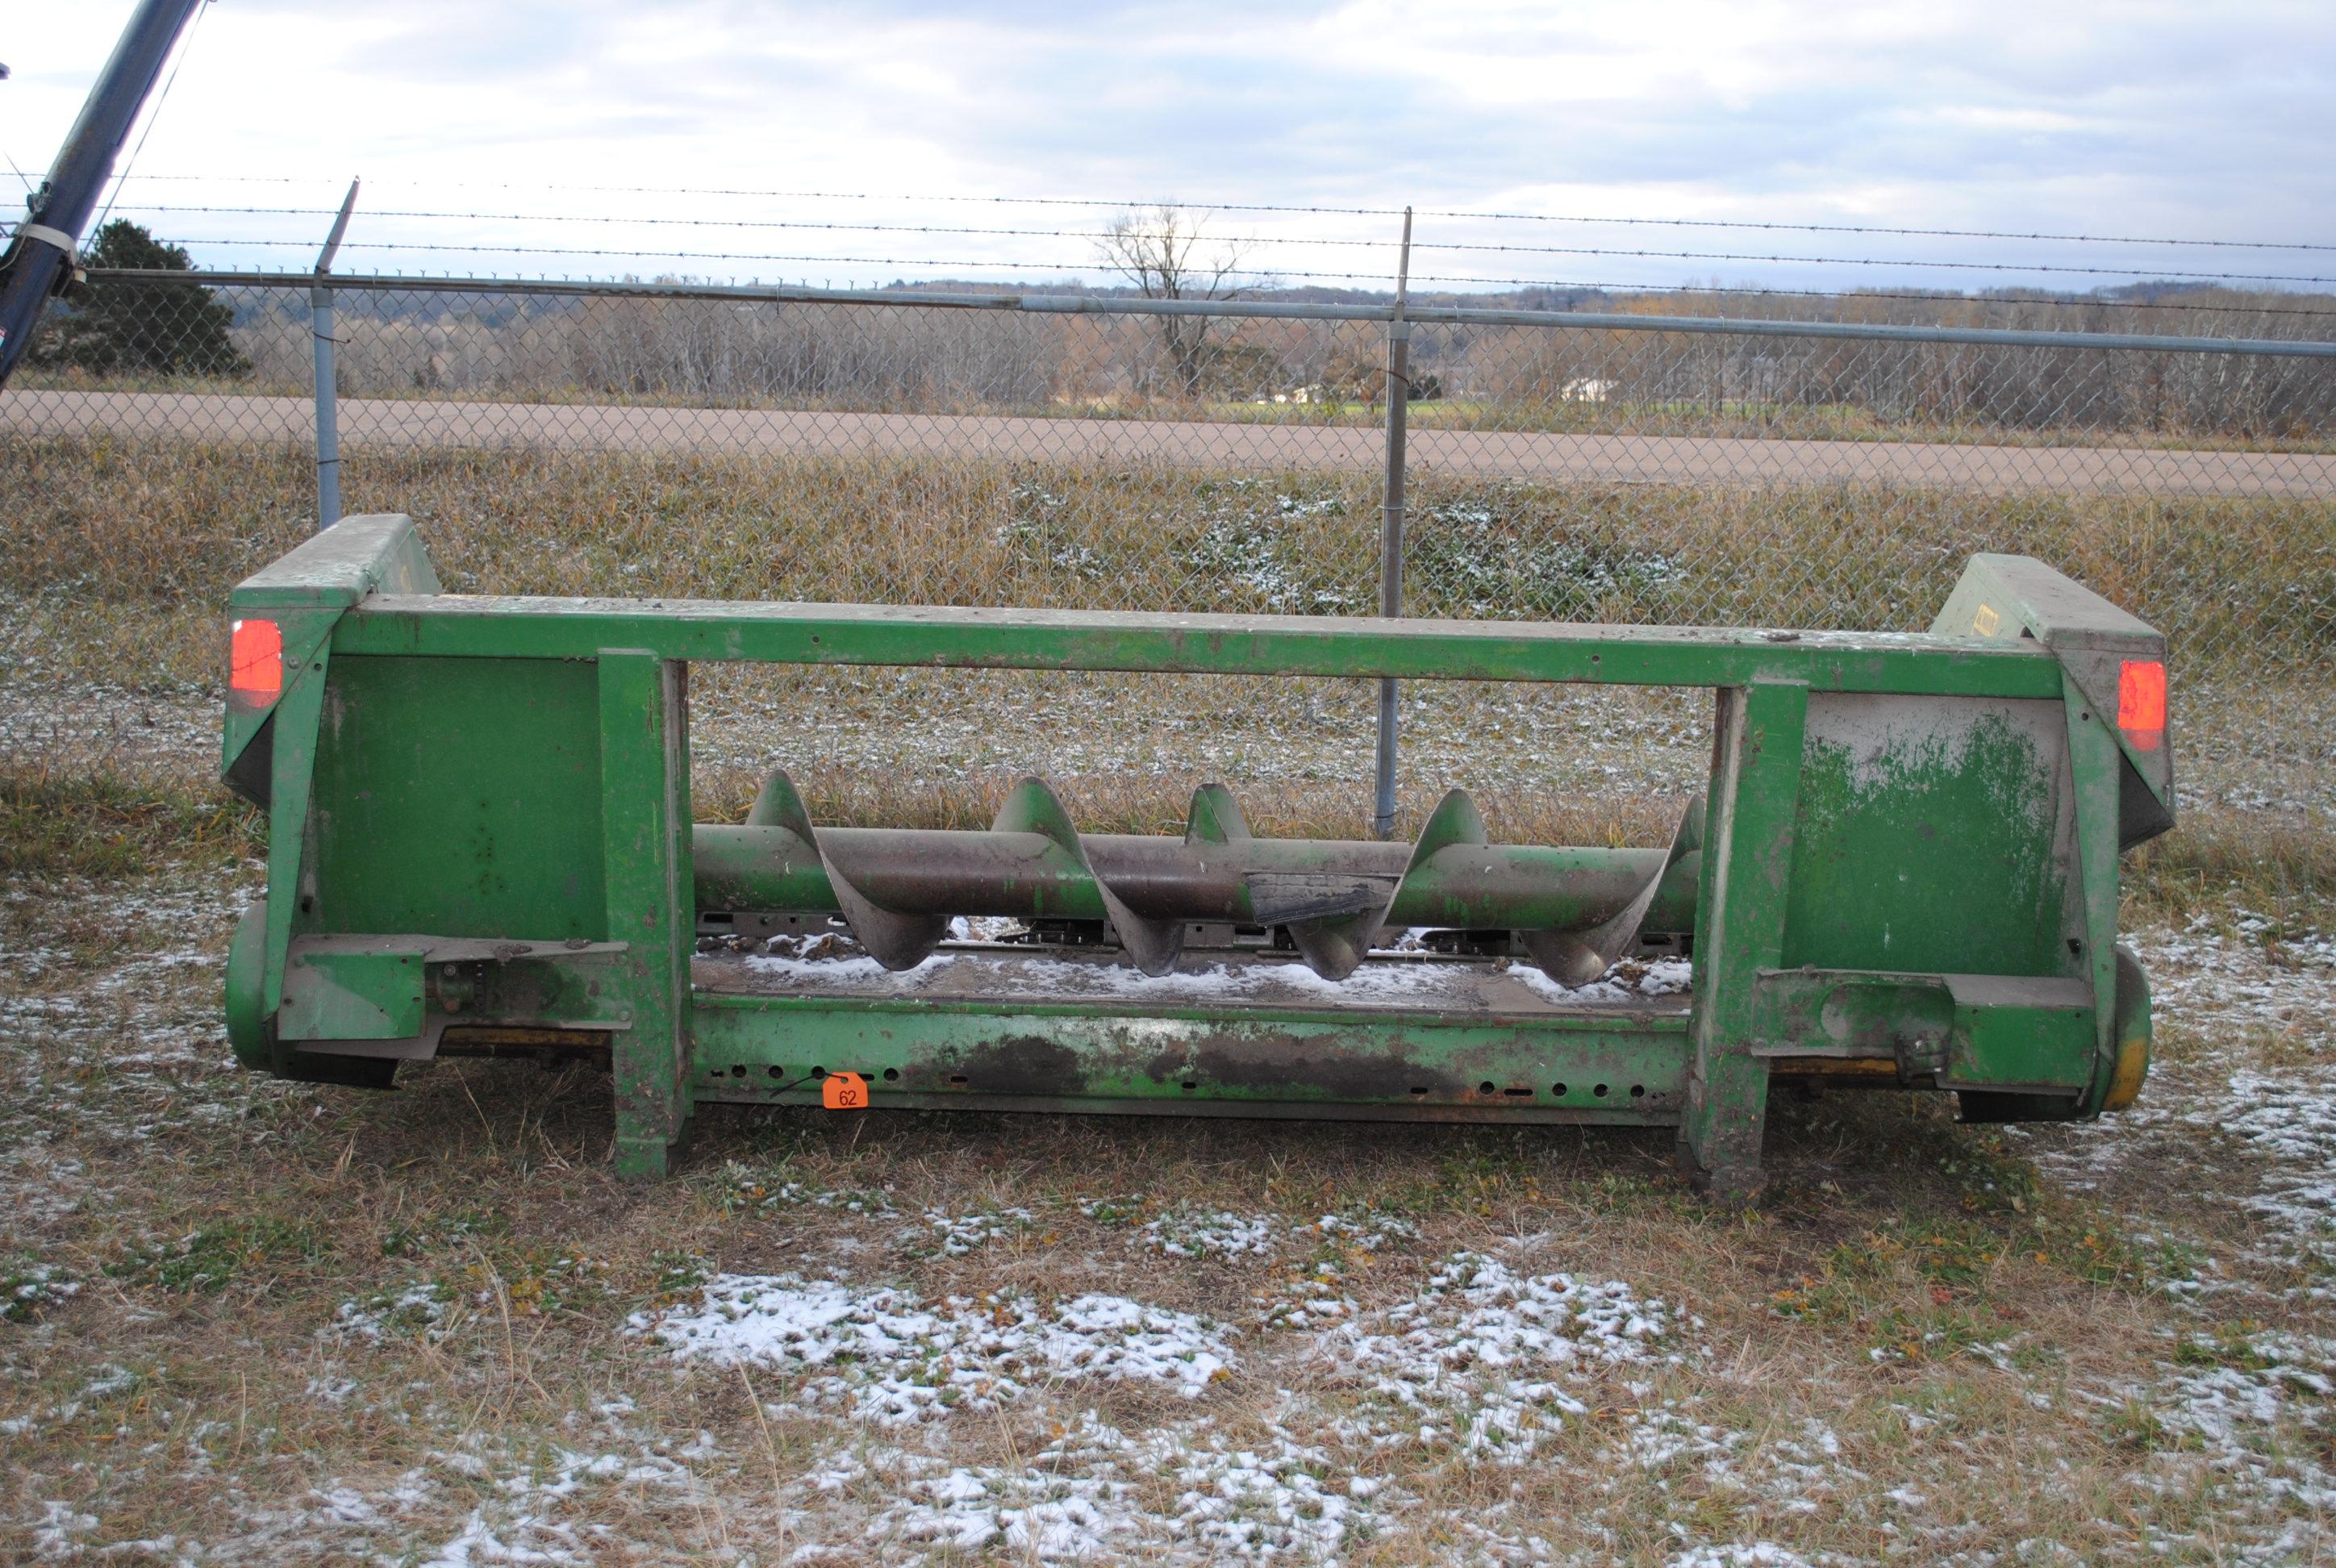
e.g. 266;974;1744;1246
2117;658;2166;753
229;618;283;705
821;1070;869;1111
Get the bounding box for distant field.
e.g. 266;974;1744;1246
12;388;2336;493
11;366;2336;454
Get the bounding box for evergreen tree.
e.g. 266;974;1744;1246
31;220;249;377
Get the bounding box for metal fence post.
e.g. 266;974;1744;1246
1371;208;1414;840
311;178;359;529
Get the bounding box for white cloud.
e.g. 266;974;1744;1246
2;0;2329;294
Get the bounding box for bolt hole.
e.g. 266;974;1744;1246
766;1065;783;1079
1593;1082;1609;1098
1551;1082;1568;1096
810;1065;827;1078
1478;1081;1497;1096
2067;937;2084;957
882;1068;899;1082
948;1074;969;1086
1408;1086;1429;1097
1629;1083;1646;1099
1180;1081;1197;1091
729;1064;746;1078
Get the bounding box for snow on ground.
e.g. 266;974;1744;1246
635;1275;1234;1425
824;1411;1373;1563
906;1203;1038;1257
740;940;1695;1010
1316;1252;1683;1462
1998;915;2336;1557
0;877;253;1253
4;1375;715;1566
1143;1207;1281;1260
2022;915;2336;1289
0;665;219;780
618;1250;1700;1561
2084;1326;2336;1559
3;796;2332;1560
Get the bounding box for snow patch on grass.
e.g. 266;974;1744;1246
635;1274;1233;1424
335;1280;451;1343
1316;1252;1684;1461
1143;1206;1280;1260
834;1411;1375;1562
908;1205;1037;1257
2079;1328;2336;1557
1666;1544;1816;1568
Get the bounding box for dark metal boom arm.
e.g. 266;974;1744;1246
0;0;204;387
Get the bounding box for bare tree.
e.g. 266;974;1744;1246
1094;206;1253;398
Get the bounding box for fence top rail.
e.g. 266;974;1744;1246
89;267;2336;360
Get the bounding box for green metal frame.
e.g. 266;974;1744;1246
220;515;2172;1195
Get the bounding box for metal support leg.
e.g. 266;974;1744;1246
1679;678;1808;1199
600;652;695;1178
2062;669;2125;1114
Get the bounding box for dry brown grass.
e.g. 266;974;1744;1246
1;834;2302;1561
5;435;2329;682
0;749;2329;1559
3;436;2333;1560
5;432;2327;836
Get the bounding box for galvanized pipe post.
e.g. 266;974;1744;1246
1371;208;1414;840
310;178;358;529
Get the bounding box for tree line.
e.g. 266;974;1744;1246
31;219;2336;440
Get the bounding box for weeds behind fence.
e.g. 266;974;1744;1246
2;273;2332;818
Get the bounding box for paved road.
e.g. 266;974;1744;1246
6;388;2330;495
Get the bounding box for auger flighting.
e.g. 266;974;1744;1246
691;771;1704;983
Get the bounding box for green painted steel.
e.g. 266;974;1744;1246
1679;680;1808;1194
277;945;427;1041
309;656;606;941
690;995;1691;1119
331;596;2068;699
220;514;2175;1198
599;653;697;1178
1783;695;2071;978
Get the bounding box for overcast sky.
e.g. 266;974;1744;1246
5;0;2333;296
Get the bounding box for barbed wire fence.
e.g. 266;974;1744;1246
2;194;2333;819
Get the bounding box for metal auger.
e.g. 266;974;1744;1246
219;516;2171;1195
691;771;1705;983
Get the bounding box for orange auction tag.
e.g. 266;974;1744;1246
820;1070;869;1111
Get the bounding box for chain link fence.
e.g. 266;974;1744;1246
3;269;2331;819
